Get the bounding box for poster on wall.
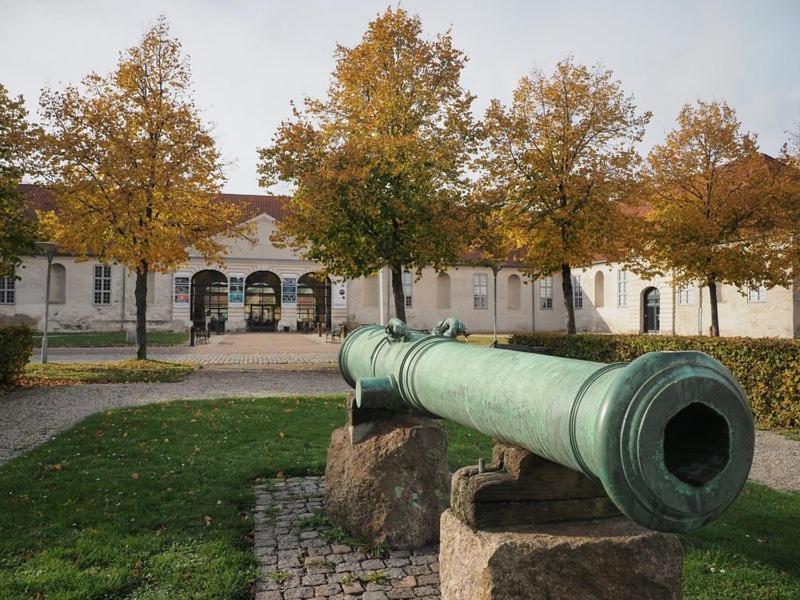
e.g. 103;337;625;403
229;275;244;305
173;276;190;304
282;276;297;305
332;281;347;309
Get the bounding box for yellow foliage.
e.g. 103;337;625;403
37;16;252;274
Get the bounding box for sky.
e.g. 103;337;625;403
2;0;798;194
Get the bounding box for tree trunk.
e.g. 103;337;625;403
561;262;576;334
390;264;406;322
708;280;720;337
135;261;148;360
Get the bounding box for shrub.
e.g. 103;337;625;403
508;332;800;429
0;325;33;385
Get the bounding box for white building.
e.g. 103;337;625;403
2;185;798;338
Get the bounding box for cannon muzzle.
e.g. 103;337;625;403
338;319;754;533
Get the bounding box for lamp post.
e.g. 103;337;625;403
35;241;58;364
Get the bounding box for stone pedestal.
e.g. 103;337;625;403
439;509;683;600
324;399;450;548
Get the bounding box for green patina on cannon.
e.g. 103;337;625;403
338;317;755;533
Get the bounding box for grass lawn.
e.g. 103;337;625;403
20;360;195;386
0;396;797;599
32;331;189;348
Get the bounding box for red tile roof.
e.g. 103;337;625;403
18;184;289;223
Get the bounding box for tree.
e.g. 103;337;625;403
0;84;37;275
38;18;249;359
479;58;650;334
258;8;477;322
642;100;796;336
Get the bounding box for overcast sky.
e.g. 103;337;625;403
2;0;798;194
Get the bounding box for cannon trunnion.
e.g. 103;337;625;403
338;319;755;533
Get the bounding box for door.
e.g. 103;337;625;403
644;287;660;333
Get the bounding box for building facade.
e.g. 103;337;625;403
2;187;799;337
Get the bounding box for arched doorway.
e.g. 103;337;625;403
245;271;281;331
191;270;228;332
643;287;660;333
298;273;331;332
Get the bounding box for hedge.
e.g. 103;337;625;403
508;332;800;429
0;325;33;385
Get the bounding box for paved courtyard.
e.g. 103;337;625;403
34;332;341;366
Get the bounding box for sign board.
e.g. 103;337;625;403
229;275;244;305
174;276;190;304
282;276;297;305
332;281;347;309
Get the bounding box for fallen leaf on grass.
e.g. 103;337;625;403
133;560;142;577
131;472;140;480
203;515;213;527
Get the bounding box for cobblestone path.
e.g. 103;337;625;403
253;477;440;599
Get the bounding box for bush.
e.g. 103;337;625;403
0;325;33;385
508;332;800;429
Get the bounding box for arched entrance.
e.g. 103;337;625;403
297;273;331;332
245;271;281;331
643;287;660;333
191;270;228;332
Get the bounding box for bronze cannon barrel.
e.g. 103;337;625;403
338;319;755;533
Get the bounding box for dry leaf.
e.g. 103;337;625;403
131;472;140;480
203;515;213;527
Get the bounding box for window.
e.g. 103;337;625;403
678;284;693;305
473;273;488;309
402;271;412;308
507;274;521;310
540;276;553;310
747;285;766;303
93;265;112;304
573;275;583;309
0;276;14;304
617;270;628;307
174;276;190;304
51;264;66;304
436;272;451;309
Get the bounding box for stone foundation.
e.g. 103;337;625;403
325;414;450;549
439;509;683;600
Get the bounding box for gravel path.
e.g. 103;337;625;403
749;430;800;493
0;368;349;465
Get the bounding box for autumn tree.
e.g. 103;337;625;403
258;8;477;322
0;84;37;275
642;100;796;336
38;18;249;359
479;58;650;334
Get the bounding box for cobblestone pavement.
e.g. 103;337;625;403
32;332;341;365
33;351;338;366
254;477;440;600
0;369;348;465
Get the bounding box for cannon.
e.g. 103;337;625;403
338;318;754;533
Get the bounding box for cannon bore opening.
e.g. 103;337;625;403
663;403;730;487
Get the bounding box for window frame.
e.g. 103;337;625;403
473;273;488;310
617;270;628;307
402;270;413;309
573;275;583;310
677;284;693;305
93;264;112;305
0;275;15;305
540;276;553;310
747;285;766;303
